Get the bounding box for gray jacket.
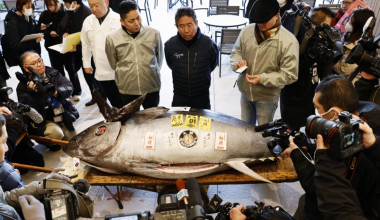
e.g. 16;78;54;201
230;24;299;102
105;26;163;95
0;181;42;220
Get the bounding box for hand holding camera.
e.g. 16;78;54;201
19;195;46;220
37;168;71;195
230;205;247;220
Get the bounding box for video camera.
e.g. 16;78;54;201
306;112;364;159
346;17;380;78
206;194;294;220
104;177;206;220
16;66;56;98
254;119;312;157
43;178;94;220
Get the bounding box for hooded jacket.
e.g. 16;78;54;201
105;25;163;94
230;24;299;102
4;8;41;62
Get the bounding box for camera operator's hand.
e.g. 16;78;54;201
361;71;377;80
351;115;376;148
0;107;11;115
84;67;93;74
19;195;46;220
236;60;247;70
230;205;247;220
37;168;71;195
316;135;328;150
281;136;300;158
27;81;38;92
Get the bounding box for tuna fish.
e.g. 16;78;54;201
63;91;275;182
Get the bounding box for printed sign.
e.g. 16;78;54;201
73;157;80;172
144;132;156;150
200;132;212;149
171;114;184;128
215;132;228;151
199;116;212;131
335;1;372;37
185;115;198;129
179;130;198;149
164;131;177;148
95;125;107;136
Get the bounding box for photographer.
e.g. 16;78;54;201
314;120;380;219
16;51;78;152
0;113;71;220
282;74;380;219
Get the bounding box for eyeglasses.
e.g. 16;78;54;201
24;59;43;66
341;1;354;6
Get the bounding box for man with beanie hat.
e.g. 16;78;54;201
230;0;299;126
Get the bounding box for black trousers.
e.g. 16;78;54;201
47;48;82;96
100;80;124;108
121;91;160;109
172;92;210;109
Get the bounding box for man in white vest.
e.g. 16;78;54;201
81;0;123;108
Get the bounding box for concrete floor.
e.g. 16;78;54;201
0;0;340;218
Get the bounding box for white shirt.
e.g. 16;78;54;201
81;8;120;81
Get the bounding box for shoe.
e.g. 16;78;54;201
72;95;81;102
47;145;61;152
85;99;96;106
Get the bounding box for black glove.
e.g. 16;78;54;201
6;115;26;135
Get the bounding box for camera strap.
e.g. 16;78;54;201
345;152;361;182
348;66;362;82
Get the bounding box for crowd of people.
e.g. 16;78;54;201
0;0;379;219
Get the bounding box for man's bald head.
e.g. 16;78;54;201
20;51;46;76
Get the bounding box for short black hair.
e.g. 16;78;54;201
0;114;6;138
175;7;197;25
315;74;359;113
118;0;139;20
310;7;335;25
19;50;38;68
62;0;82;5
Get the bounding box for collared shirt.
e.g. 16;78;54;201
98;8;110;25
122;26;140;39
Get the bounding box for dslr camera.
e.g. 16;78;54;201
43;178;94;220
306;112;364;159
346;17;380;78
16;66;56;98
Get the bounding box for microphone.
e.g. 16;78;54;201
25;107;43;124
186;177;205;220
254;119;283;132
176;179;189;208
9;102;43;124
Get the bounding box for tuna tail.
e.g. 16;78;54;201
226;158;273;183
93;89;147;123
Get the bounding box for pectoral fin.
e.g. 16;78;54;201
226;159;273;183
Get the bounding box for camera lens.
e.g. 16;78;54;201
306;115;336;139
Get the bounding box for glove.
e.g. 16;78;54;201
6;115;26;135
19;195;46;220
37;167;71;195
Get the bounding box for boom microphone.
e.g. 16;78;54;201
9;102;43;124
176;179;189;208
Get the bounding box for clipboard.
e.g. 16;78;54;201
48;32;81;54
20;33;43;43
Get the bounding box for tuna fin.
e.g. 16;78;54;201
226;159;273;183
93;89;147;123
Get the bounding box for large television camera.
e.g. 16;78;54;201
104;178;206;220
43;178;94;220
346;17;380;78
16;66;56;98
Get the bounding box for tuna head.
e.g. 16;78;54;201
63;121;121;160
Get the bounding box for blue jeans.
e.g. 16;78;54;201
240;94;279;126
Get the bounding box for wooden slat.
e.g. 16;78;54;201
78;158;297;186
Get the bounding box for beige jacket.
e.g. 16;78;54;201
333;41;360;83
230;24;299;102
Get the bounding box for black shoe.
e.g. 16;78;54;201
47;145;61;152
85;99;96;106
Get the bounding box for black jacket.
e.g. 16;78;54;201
4;8;41;62
290;101;380;219
164;29;218;97
59;4;91;35
38;4;66;48
16;66;75;136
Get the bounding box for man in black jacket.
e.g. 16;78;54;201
313;121;380;220
60;0;105;106
282;74;380;220
165;7;218;109
16;51;78;152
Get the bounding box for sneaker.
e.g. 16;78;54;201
72;95;81;102
47;145;62;152
85;99;96;106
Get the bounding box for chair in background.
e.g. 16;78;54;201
3;0;16;10
139;0;152;25
216;5;239;16
218;28;241;77
208;0;228;16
